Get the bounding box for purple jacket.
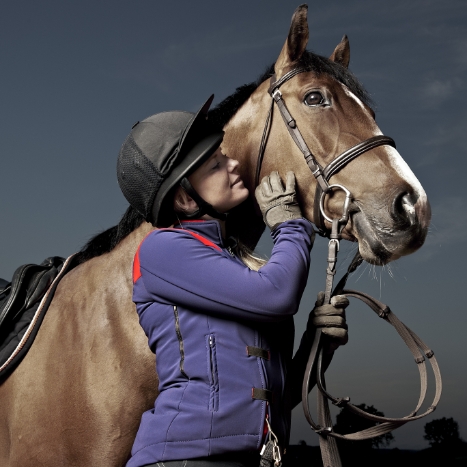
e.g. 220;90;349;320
127;218;314;466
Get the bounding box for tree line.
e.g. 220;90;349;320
285;404;467;467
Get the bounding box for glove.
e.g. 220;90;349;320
255;171;302;230
307;291;349;352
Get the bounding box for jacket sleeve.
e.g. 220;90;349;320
137;219;314;322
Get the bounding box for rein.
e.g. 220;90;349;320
255;69;442;467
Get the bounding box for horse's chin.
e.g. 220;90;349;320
350;211;427;266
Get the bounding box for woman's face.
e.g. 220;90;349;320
188;147;249;213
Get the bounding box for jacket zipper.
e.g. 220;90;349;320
207;334;219;411
173;305;188;378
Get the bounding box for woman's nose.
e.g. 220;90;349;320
227;157;239;172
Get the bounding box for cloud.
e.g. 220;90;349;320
422;79;456;100
418;77;463;109
413;112;467;169
424;114;467;149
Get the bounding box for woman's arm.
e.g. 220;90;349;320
137;218;314;322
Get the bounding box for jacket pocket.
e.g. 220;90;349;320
206;334;219;412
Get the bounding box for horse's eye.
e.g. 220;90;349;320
304;91;325;107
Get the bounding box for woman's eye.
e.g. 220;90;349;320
304;92;325;107
211;162;220;170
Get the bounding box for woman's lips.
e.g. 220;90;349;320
231;177;243;187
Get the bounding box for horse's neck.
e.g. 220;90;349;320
105;221;155;292
70;221;155;321
222;88;269;194
221;88;270;249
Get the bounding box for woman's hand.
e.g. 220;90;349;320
307;291;349;352
255;171;302;230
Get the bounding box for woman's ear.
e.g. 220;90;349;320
173;186;198;213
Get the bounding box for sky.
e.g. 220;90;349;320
1;0;466;451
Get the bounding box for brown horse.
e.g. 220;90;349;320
0;5;430;467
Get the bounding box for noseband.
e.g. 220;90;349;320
254;67;396;237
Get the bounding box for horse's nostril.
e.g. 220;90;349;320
392;192;418;227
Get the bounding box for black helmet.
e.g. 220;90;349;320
117;95;224;226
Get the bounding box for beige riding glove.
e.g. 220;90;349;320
255;171;302;230
307;291;349;352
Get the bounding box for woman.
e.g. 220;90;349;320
117;96;348;467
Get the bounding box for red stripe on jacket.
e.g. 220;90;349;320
133;228;221;283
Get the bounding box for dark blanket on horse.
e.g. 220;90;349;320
0;255;75;382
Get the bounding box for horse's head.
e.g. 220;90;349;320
221;5;430;265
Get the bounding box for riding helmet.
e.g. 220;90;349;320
117;95;223;227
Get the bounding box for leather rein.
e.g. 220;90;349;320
255;68;442;467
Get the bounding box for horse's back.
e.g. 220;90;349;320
0;224;158;466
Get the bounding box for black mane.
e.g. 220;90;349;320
73;206;145;266
208;50;373;129
75;50;373;265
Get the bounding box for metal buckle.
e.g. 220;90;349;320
272;89;282;101
319;184;352;224
328;238;340;252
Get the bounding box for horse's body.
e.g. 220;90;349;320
0;6;430;466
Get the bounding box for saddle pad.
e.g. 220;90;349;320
0;254;76;382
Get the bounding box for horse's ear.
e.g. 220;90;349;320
329;35;350;69
274;4;309;75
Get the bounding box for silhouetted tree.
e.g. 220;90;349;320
333;403;394;451
424;417;463;449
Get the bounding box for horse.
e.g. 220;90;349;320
0;5;430;466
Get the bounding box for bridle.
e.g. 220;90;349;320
255;67;396;238
255;68;442;467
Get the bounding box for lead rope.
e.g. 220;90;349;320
302;218;442;466
315;214;348;467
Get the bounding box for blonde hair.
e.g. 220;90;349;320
232;240;268;271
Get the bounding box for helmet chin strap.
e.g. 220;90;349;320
179;178;228;221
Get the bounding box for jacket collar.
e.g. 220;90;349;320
174;219;224;247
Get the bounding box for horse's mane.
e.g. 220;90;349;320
208;50;373;129
74;50;372;266
73;206;145;266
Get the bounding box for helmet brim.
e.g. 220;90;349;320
152;131;223;226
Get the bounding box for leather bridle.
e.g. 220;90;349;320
255;68;442;467
255;67;396;237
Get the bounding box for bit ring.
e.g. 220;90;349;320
319;184;352;224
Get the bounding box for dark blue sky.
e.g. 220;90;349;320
1;0;466;450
